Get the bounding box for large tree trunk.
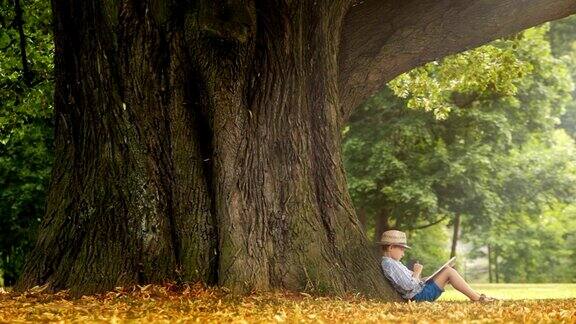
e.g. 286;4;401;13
17;0;576;297
17;0;392;298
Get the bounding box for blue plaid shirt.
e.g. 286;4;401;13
381;257;425;299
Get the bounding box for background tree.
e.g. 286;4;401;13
465;131;576;282
344;24;573;243
0;0;53;286
344;22;576;282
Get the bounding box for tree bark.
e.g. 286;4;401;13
17;0;576;297
450;214;461;258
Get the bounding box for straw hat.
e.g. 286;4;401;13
378;230;411;249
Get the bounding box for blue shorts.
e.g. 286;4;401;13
410;281;444;302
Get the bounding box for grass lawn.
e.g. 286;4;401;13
440;283;576;300
1;284;575;323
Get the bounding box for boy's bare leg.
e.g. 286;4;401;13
432;266;480;301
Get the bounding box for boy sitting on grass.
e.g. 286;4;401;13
379;229;496;302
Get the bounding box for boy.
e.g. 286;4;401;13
379;229;496;302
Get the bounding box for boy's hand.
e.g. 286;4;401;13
412;261;423;279
413;262;423;273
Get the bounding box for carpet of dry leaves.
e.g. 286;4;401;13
1;284;575;323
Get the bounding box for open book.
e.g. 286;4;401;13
425;256;456;282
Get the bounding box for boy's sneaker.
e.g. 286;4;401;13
476;293;498;302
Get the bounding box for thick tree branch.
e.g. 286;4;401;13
402;215;449;231
338;0;576;121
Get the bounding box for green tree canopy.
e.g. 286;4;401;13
345;25;573;232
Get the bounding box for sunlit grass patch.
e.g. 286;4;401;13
439;283;576;301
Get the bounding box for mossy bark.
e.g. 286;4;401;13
17;0;395;299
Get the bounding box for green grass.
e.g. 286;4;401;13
439;283;576;301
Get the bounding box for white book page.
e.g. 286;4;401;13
425;256;456;282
